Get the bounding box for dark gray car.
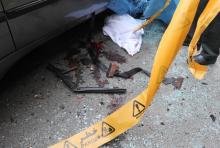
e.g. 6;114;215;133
0;0;108;79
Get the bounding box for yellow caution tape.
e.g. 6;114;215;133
188;0;220;80
133;0;171;32
49;0;219;147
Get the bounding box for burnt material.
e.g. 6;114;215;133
106;63;119;78
172;77;184;90
115;67;151;79
74;87;126;94
47;64;76;92
103;51;127;64
105;63;182;87
210;114;216;122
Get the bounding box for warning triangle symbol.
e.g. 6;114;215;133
133;100;145;117
64;141;78;148
102;122;115;137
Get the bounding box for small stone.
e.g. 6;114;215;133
90;65;95;71
59;104;65;110
106;63;119;78
210;114;216;122
10;117;16;123
160;122;165;125
41;76;46;81
138;123;144;127
202;82;208;85
34;94;44;100
80;58;91;66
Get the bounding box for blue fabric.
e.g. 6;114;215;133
107;0;179;24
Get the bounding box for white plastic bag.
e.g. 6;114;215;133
103;14;144;56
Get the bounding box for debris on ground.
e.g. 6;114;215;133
103;50;127;64
64;52;80;69
47;63;124;94
46;12;184;96
201;82;208;85
172;77;184;90
74;87;126;94
93;66;109;87
160;122;165;125
33;94;44;100
114;67;151;79
106;63;119;78
163;77;184;90
107;96;125;114
59;104;65;110
62;67;77;74
106;62;184;89
80;58;91;66
210;114;216;122
47;64;77;92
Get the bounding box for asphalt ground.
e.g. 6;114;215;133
0;13;219;148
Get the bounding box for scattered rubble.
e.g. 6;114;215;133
173;77;184;90
93;66;109;88
103;50;127;64
74;87;126;94
107;96;124;114
106;63;119;78
59;104;65;110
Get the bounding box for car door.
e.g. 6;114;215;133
0;2;15;59
1;0;108;50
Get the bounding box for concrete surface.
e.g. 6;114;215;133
0;18;219;148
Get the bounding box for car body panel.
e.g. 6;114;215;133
0;4;15;59
2;0;107;49
0;0;108;79
2;0;38;10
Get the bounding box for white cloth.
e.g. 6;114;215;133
103;14;144;56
